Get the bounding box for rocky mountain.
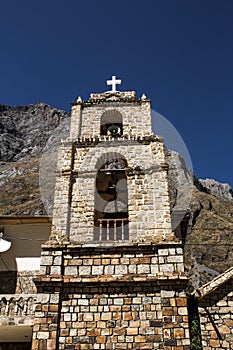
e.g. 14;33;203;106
0;103;70;215
0;103;232;289
199;178;233;201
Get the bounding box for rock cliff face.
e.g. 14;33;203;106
199;178;233;201
0;103;70;162
0;103;232;288
0;103;69;215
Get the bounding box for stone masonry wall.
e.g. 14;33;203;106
51;137;174;244
198;278;233;349
32;243;190;350
58;283;189;350
70;101;152;140
62;245;185;278
0;271;37;294
68;138;172;243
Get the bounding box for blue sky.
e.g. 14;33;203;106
0;0;232;186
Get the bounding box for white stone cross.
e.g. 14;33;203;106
106;75;122;92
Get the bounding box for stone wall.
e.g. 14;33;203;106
51;137;174;244
32;242;190;349
70;100;152;140
57;283;189;350
198;278;233;349
0;271;37;294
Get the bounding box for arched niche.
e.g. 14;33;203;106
94;154;129;241
100;110;123;136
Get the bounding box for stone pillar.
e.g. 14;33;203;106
32;245;64;350
70;102;82;140
51;142;74;238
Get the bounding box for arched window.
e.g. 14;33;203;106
100;110;123;136
94;154;129;241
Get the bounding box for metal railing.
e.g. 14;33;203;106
98;218;129;241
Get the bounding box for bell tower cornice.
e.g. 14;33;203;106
72;90;151;107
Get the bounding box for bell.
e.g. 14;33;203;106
107;179;116;190
107;124;121;136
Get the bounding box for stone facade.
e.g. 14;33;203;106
32;242;190;349
193;267;233;349
32;88;191;349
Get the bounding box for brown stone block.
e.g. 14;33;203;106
209;339;220;347
93;259;101;265
225;319;233;327
110;305;121;312
33;325;39;332
70;259;82;266
60;321;66;329
130;320;140;328
147;335;163;342
47;339;56;350
113;312;122;320
127;328;138;335
219;325;231;333
34;317;46;324
111;258;119;264
174;328;185;339
210;330;218;339
102;258;111;265
114;328;126;335
140;257;151;264
124;312;132;320
51;331;57;339
130;258;139;264
79;345;89;350
183;316;189;323
121;258;130;264
94;313;101;321
176;298;187;306
135;335;146;342
163;323;176;329
40;325;49;332
73;321;85;328
66;336;73;344
115;344;127;349
162;308;173;316
138;344;154;349
31;340;39;350
42;305;49;312
125;297;131;304
49;304;59;312
177;307;188;316
132;311;139;320
170;298;176;307
83;313;94;321
97;321;106;328
86;329;100;336
101;312;112;320
122;305;130;311
90;299;98;306
96;335;106;343
39;340;47;349
86;321;96;328
60;328;69;336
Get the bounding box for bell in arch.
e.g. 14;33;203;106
107;124;121;136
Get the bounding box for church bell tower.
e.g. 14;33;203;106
32;77;190;349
